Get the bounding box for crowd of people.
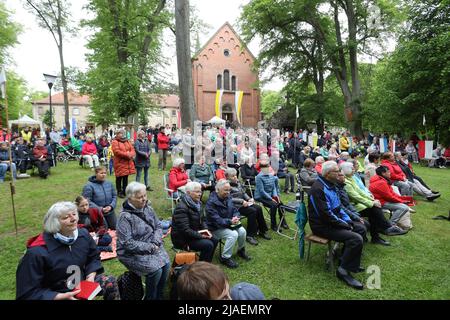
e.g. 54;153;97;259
10;124;448;299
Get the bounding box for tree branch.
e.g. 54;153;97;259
25;0;59;46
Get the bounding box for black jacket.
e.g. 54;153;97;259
240;164;258;183
171;196;208;249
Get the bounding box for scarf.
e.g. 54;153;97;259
184;194;201;212
54;229;79;246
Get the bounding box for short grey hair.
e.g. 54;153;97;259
185;181;202;193
340;162;354;176
321;161;339;177
125;181;147;198
224;168;237;178
137;130;146;137
315;156;325;164
43;202;78;234
116;128;126;135
173;158;185;168
340;152;349;158
215;179;230;192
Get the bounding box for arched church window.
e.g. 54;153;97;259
217;74;222;90
223;70;230;91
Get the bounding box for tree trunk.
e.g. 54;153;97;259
57;0;70;131
175;0;197;128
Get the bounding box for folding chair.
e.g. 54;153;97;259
276;203;300;240
163;173;180;214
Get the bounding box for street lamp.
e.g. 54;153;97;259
43;73;57;131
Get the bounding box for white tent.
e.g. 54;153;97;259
9;115;44;133
207;116;226;125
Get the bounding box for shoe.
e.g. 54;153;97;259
219;257;239;269
259;232;272;240
146;186;154;191
271;224;279;232
290;189;295;193
371;236;391;246
246;236;259;246
409;208;416;213
384;225;408;236
426;194;441;201
431;190;440;194
284;190;290;194
237;248;252;261
281;221;289;229
118;192;126;199
354;266;366;273
336;267;364;290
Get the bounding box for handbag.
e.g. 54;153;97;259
117;271;144;300
171;251;199;269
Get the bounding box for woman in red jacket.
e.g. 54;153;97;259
112;129;136;198
81;136;100;169
157;126;170;170
369;166;413;230
380;152;413;196
169;158;190;198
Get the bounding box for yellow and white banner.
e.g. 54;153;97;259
235;91;244;123
215;90;224;117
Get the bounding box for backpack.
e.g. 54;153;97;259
117;271;144;300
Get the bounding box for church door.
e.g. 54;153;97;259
222;104;233;123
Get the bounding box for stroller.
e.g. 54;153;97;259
56;137;81;162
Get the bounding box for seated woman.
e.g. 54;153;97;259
240;156;259;185
346;158;368;190
171;182;218;262
225;168;271;245
116;182;171;300
395;152;440;201
298;146;311;168
319;145;329;160
214;158;228;181
432;146;447;168
0;141;17;183
254;160;286;231
16;202;119;300
82;167;118;230
340;162;405;243
405;140;418;163
189;154;214;191
299;158;318;187
255;153;275;175
277;158;295;193
328;144;339;161
32;138;50;179
81;136;100;170
169;158;190;198
315;156;325;175
75;195;112;252
369;166;414;231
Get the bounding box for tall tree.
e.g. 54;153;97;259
24;0;76;131
240;0;401;137
175;0;197;128
83;0;170;127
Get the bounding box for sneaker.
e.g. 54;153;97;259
237;248;252;261
219;257;239;269
259;232;272;240
426;194;441;201
246;236;259;246
281;221;289;229
409;208;416;213
384;225;408;236
146;186;154;191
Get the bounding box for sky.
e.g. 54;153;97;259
5;0;284;93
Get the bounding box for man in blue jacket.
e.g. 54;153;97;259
308;161;365;290
206;180;251;269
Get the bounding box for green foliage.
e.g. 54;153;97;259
261;90;284;119
0;71;30;124
363;0;450;144
0;2;22;65
82;0;171;125
41;109;54;128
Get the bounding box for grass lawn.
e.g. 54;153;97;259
0;157;449;300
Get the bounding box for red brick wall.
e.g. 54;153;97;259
192;23;261;127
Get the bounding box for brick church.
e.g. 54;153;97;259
192;22;261;127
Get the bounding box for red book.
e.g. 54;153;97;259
73;281;102;300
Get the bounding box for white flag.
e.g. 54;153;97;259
0;66;6;99
296;106;299;118
422;114;426;126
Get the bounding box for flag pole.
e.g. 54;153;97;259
1;67;18;236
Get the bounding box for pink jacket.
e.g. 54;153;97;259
82;142;98;156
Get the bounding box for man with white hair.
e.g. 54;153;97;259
308;161;365;290
206;180;251;269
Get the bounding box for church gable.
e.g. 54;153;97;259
193;22;255;67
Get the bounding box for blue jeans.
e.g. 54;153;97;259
0;162;17;182
136;166;149;186
145;262;170;300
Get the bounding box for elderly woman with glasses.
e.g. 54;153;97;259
169;158;190;198
16;202;119;300
171;182;218;262
116;182;170;300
